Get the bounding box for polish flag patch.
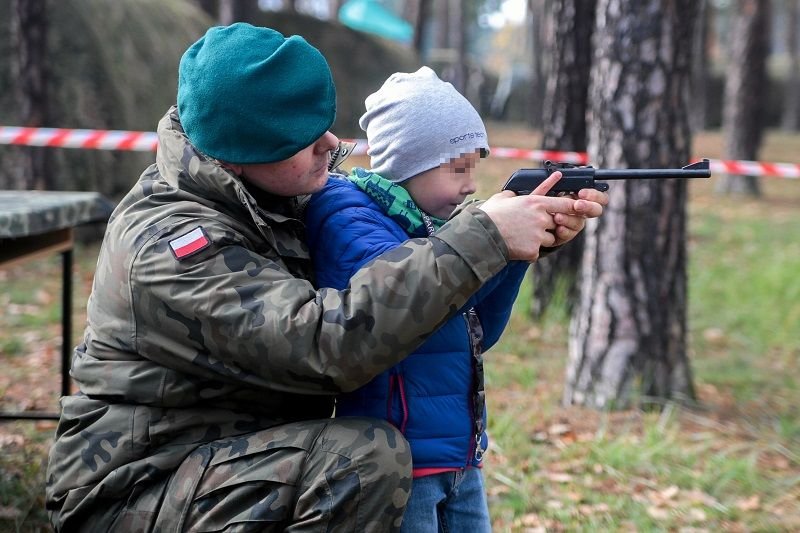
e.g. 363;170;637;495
169;226;211;260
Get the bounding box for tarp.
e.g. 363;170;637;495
338;0;413;43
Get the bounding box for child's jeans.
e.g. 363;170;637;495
400;468;491;533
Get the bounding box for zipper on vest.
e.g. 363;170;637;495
463;308;486;464
387;372;409;433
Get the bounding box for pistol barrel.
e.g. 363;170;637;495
595;159;711;180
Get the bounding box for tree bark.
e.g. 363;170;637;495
565;0;698;409
219;0;260;24
195;0;218;21
11;0;52;190
447;0;467;93
435;0;449;50
690;0;710;132
406;0;431;57
526;0;550;128
716;0;771;196
782;0;800;131
531;0;596;320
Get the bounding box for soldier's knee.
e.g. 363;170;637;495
327;417;411;481
366;418;412;480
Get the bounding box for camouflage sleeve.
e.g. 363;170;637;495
131;204;508;394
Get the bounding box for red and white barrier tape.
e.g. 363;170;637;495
2;126;798;179
0;126;158;152
706;159;800;179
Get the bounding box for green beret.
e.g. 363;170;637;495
177;23;336;164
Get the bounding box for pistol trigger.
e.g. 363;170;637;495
596;183;610;192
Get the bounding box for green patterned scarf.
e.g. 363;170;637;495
348;168;448;236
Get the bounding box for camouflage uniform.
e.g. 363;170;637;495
45;107;510;532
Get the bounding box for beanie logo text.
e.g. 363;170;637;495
450;131;486;145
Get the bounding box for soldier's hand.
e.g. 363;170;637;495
480;171;607;261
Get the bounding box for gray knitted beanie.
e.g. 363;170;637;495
359;66;489;183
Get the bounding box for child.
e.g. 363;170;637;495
305;67;529;532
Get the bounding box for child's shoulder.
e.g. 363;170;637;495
307;172;375;217
312;173;358;198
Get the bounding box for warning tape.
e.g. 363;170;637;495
0;126;158;152
1;126;798;179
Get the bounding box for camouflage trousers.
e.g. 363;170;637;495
105;417;412;532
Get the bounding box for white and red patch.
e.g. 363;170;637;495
169;226;211;260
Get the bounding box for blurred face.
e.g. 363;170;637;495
402;150;481;219
227;131;339;196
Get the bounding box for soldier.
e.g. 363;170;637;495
45;23;608;532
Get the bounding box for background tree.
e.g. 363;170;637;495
782;0;799;131
403;0;432;57
525;0;550;128
219;0;261;24
690;0;711;132
447;0;467;92
717;0;771;196
195;0;217;20
430;0;467;93
10;0;51;190
565;0;700;409
530;0;596;320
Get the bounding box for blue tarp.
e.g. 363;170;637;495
338;0;413;43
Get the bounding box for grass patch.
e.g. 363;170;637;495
0;426;52;532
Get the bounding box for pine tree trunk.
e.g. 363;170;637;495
435;0;449;50
527;0;550;128
403;0;429;56
531;0;596;319
195;0;218;21
219;0;260;24
447;0;466;93
782;0;800;131
690;0;710;132
11;0;51;190
717;0;771;196
564;0;698;409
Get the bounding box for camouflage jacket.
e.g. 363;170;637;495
46;107;510;528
